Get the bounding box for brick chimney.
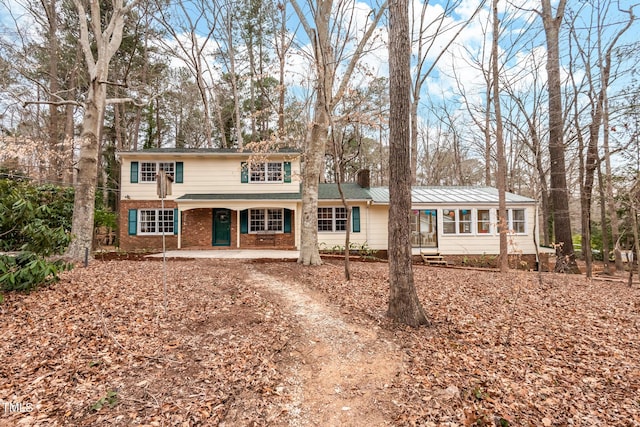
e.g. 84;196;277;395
356;169;370;188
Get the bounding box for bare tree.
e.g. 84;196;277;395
291;0;387;265
491;0;508;272
65;0;139;261
155;0;217;147
387;0;428;327
568;1;635;277
538;0;580;273
409;0;485;183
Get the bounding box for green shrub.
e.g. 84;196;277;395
94;209;117;229
0;179;73;291
0;253;71;292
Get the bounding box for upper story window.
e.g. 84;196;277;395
241;161;291;183
140;162;174;182
250;162;283;183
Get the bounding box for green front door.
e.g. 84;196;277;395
212;209;231;246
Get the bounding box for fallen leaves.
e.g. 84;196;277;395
1;258;639;426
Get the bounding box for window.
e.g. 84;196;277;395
138;209;174;234
443;209;472;234
249;208;284;232
459;209;472;233
497;208;526;234
140;161;175;182
317;207;347;232
477;209;491;234
140;162;157;182
511;209;525;233
443;209;456;234
249;162;283;183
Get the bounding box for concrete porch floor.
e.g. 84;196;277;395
146;249;300;259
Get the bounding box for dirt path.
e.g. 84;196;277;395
245;265;403;426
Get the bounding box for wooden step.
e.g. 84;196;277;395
420;253;448;266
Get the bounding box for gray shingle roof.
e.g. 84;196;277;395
318;183;372;200
119;147;301;155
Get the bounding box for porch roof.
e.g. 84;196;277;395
177;192;302;201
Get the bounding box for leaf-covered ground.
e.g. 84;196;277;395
1;259;639;426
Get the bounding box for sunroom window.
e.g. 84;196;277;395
443;209;472;234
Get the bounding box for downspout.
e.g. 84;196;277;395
366;200;371;248
237;209;241;248
178;208;182;249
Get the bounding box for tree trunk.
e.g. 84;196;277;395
387;0;428;327
66;0;130;262
540;0;579;273
298;105;328;266
492;0;508;273
66;80;104;260
46;0;62;184
597;161;611;275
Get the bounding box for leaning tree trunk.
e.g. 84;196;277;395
298;104;328;266
66;79;105;261
387;0;428;327
66;0;130;262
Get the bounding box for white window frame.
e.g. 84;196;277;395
249;162;283;183
509;208;526;234
317;207;347;232
476;209;492;235
138;209;174;235
140;161;175;183
248;208;284;233
442;208;473;235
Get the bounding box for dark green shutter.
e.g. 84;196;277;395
128;209;137;235
240;209;248;233
352;206;360;233
130;162;139;183
173;208;178;235
284;209;291;233
284;161;291;183
175;162;183;183
241;162;248;183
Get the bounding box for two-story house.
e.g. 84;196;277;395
117;148;549;267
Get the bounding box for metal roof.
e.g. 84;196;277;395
369;186;536;204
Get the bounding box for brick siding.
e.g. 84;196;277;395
119;203;295;251
119;200;178;252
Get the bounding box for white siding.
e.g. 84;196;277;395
120;156;301;200
364;203;539;255
316;202;383;250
